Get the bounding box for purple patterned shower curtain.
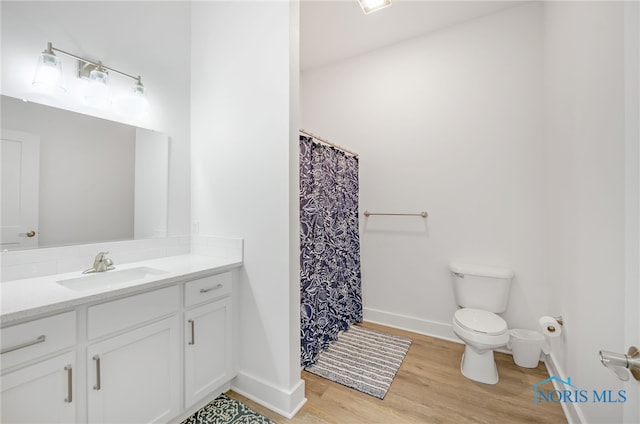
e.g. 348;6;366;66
300;135;362;367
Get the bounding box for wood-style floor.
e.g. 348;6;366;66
228;322;567;424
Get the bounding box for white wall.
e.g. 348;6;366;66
544;2;631;423
303;2;636;423
302;3;547;338
0;1;191;238
190;1;304;417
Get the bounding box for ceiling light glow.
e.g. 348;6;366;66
358;0;391;14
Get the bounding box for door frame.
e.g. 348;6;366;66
1;128;40;250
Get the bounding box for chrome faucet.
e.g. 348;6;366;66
83;251;115;274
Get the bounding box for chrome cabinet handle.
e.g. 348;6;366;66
18;230;36;238
200;284;223;294
93;355;101;390
64;365;73;403
1;335;46;354
188;319;195;345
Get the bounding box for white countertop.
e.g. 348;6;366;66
1;254;242;326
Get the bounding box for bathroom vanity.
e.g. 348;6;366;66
0;254;240;423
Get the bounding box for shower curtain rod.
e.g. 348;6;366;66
299;129;359;157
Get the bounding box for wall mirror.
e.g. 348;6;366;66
1;95;169;251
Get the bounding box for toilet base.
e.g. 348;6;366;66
460;345;499;384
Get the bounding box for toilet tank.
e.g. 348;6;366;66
450;262;514;313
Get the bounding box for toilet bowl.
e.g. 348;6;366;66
452;308;509;384
449;262;513;384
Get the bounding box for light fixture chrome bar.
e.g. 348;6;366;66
363;211;428;218
47;42;142;83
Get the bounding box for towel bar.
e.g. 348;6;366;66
363;211;428;218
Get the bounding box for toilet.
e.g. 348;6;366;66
450;262;513;384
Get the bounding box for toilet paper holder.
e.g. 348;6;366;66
544;316;563;334
599;346;640;382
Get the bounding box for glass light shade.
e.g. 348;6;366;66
84;68;109;106
117;82;148;119
32;52;65;91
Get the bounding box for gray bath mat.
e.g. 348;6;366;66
305;325;412;399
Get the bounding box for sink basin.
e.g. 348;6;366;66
57;267;168;291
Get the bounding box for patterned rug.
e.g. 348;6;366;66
181;393;275;424
305;325;412;399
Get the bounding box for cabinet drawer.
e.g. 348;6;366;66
88;285;178;340
1;311;76;370
184;272;231;307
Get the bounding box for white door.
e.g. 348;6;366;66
184;298;232;408
1;352;76;423
1;129;40;250
87;316;180;424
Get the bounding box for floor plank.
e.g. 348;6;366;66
228;322;567;424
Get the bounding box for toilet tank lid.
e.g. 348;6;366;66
449;262;514;279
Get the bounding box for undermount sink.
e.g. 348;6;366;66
57;267;168;291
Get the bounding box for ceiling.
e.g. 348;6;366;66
300;0;523;71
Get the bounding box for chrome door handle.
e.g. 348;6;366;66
188;319;195;345
200;284;223;294
64;365;73;403
600;346;640;381
93;355;101;390
1;335;46;354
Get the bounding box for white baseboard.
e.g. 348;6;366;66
363;307;516;355
543;352;586;424
231;371;307;419
364;307;460;343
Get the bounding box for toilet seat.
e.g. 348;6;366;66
454;308;507;335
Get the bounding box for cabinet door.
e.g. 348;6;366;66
1;351;75;423
184;297;232;408
87;316;180;424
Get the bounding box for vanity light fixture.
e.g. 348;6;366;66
115;78;148;119
358;0;391;14
33;42;148;117
84;63;109;106
32;43;65;92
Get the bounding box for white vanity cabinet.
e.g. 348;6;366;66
2;352;76;423
0;312;77;424
86;286;180;424
1;261;238;424
183;272;233;408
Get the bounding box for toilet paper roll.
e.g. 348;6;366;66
539;316;562;337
